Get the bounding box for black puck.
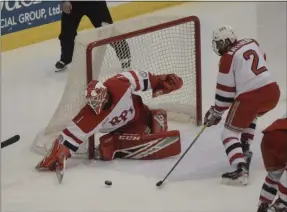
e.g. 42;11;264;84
105;180;112;186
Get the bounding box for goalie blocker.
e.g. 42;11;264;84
96;109;181;160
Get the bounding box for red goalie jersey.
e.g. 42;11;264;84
36;70;183;171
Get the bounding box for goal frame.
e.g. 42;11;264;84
85;16;202;159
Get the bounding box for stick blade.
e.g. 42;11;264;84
156;181;163;187
1;135;20;148
55;157;66;184
55;164;64;184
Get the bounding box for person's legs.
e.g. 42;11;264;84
56;8;83;71
258;130;287;211
86;2;131;70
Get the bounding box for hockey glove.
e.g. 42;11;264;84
204;106;223;127
35;136;71;171
152;74;183;97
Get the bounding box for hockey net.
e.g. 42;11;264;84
33;15;202;158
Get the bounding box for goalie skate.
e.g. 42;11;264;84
221;163;248;186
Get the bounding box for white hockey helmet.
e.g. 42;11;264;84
212;25;237;56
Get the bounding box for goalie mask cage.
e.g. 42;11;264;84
33;15;202;159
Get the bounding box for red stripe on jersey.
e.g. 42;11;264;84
216;83;236;92
278;183;287;195
63;128;83;145
265;176;278;185
215;105;230;112
229;153;244;164
130;71;140;91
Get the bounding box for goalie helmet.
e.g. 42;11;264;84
212;25;237;56
85;80;108;115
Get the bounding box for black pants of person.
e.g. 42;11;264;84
59;1;130;65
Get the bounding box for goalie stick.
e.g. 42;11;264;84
1;135;20;148
156;125;207;187
55;156;66;184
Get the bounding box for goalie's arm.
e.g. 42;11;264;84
115;70;183;97
59;105;102;152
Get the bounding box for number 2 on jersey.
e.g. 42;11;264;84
243;49;267;75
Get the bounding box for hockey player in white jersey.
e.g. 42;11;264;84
36;70;183;172
204;26;280;186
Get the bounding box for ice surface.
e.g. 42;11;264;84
1;2;286;212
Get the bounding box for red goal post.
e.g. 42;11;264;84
32;15;202;159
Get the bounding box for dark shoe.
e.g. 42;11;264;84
55;60;68;72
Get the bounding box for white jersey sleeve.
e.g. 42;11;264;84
116;70;152;92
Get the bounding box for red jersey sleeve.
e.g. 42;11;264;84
60;105;109;152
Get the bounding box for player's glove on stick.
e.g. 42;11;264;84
204;106;223;127
36;136;71;171
151;74;183;97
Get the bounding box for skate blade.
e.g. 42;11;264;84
221;176;248;186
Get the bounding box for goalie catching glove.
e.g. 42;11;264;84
150;74;183;97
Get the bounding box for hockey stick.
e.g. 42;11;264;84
1;135;20;148
156;125;207;187
55;156;66;184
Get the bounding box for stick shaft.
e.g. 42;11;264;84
160;125;207;183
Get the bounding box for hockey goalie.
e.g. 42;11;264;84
36;70;183;171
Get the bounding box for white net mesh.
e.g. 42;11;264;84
32;15;201;156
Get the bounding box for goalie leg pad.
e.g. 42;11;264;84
98;130;181;161
150;109;168;133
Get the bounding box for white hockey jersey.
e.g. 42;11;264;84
215;38;275;112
